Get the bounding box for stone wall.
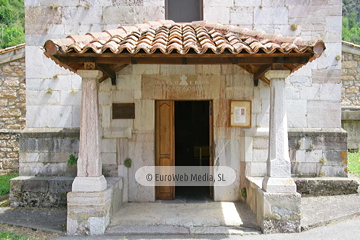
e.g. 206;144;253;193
341;41;360;150
342;41;360;107
0;44;26;175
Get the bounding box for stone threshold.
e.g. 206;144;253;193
106;225;260;235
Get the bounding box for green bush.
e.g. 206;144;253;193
0;173;19;196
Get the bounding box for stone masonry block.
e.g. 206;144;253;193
60;91;81;106
62;6;103;25
203;7;230;24
99;91;112;105
102;6;165;25
256;113;270;128
307;100;341;128
100;139;117;153
230;7;253;25
25;46;71;79
111;119;133;128
291;162;320;177
27;90;60;105
134;100;155;131
312;69;341;84
286;99;307;128
101;106;111;128
25;6;61;25
317;43;342;70
254;7;288;25
160;65;196;75
101;153;117;165
112;90;134;102
259;191;301;234
289;5;341;18
132;65;160;75
116;75;141;90
261;0;284;6
26;105;71;128
203;0;233;7
252;149;268;162
79;0;112;6
295;150;323;163
253;137;268;149
234;0;261;6
325;16;342;32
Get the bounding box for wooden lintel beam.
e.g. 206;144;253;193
253;64;272;86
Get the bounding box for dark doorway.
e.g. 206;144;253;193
175;101;210;201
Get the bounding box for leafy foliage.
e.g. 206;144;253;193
0;173;19;196
0;0;24;49
348;151;360;177
67;154;78;166
342;0;360;44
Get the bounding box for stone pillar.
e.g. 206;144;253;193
72;70;107;192
262;70;296;193
258;70;301;234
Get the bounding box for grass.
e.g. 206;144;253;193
0;224;59;240
348;151;360;177
0;174;19;196
0;231;35;240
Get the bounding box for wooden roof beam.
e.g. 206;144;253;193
253;64;272;86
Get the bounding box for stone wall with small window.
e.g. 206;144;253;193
0;44;26;175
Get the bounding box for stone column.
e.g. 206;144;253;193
262;70;296;193
258;70;301;234
72;70;107;192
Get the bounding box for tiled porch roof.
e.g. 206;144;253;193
44;20;325;56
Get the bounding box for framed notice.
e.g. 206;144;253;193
230;100;251;127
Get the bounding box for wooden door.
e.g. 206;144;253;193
155;100;175;200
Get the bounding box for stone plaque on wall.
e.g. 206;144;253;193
142;74;222;100
112;103;135;119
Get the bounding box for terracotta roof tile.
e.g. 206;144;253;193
44;20;325;56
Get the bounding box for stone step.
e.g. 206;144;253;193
106;225;260;235
294;177;359;196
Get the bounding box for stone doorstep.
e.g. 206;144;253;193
294;177;359;196
106;225;261;235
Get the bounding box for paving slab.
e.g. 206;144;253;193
301;193;360;230
0;207;66;233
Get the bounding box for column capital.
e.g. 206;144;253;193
77;70;103;79
265;70;291;80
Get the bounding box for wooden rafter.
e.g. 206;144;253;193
253;64;272;86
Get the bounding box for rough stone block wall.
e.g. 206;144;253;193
341;42;360;106
288;129;348;177
0;44;26;175
341;41;360;150
0;132;20;175
19;131;79;176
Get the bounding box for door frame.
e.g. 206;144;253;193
155;100;214;200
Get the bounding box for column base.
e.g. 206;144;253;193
258;189;301;234
72;175;107;192
67;187;111;235
262;176;296;193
